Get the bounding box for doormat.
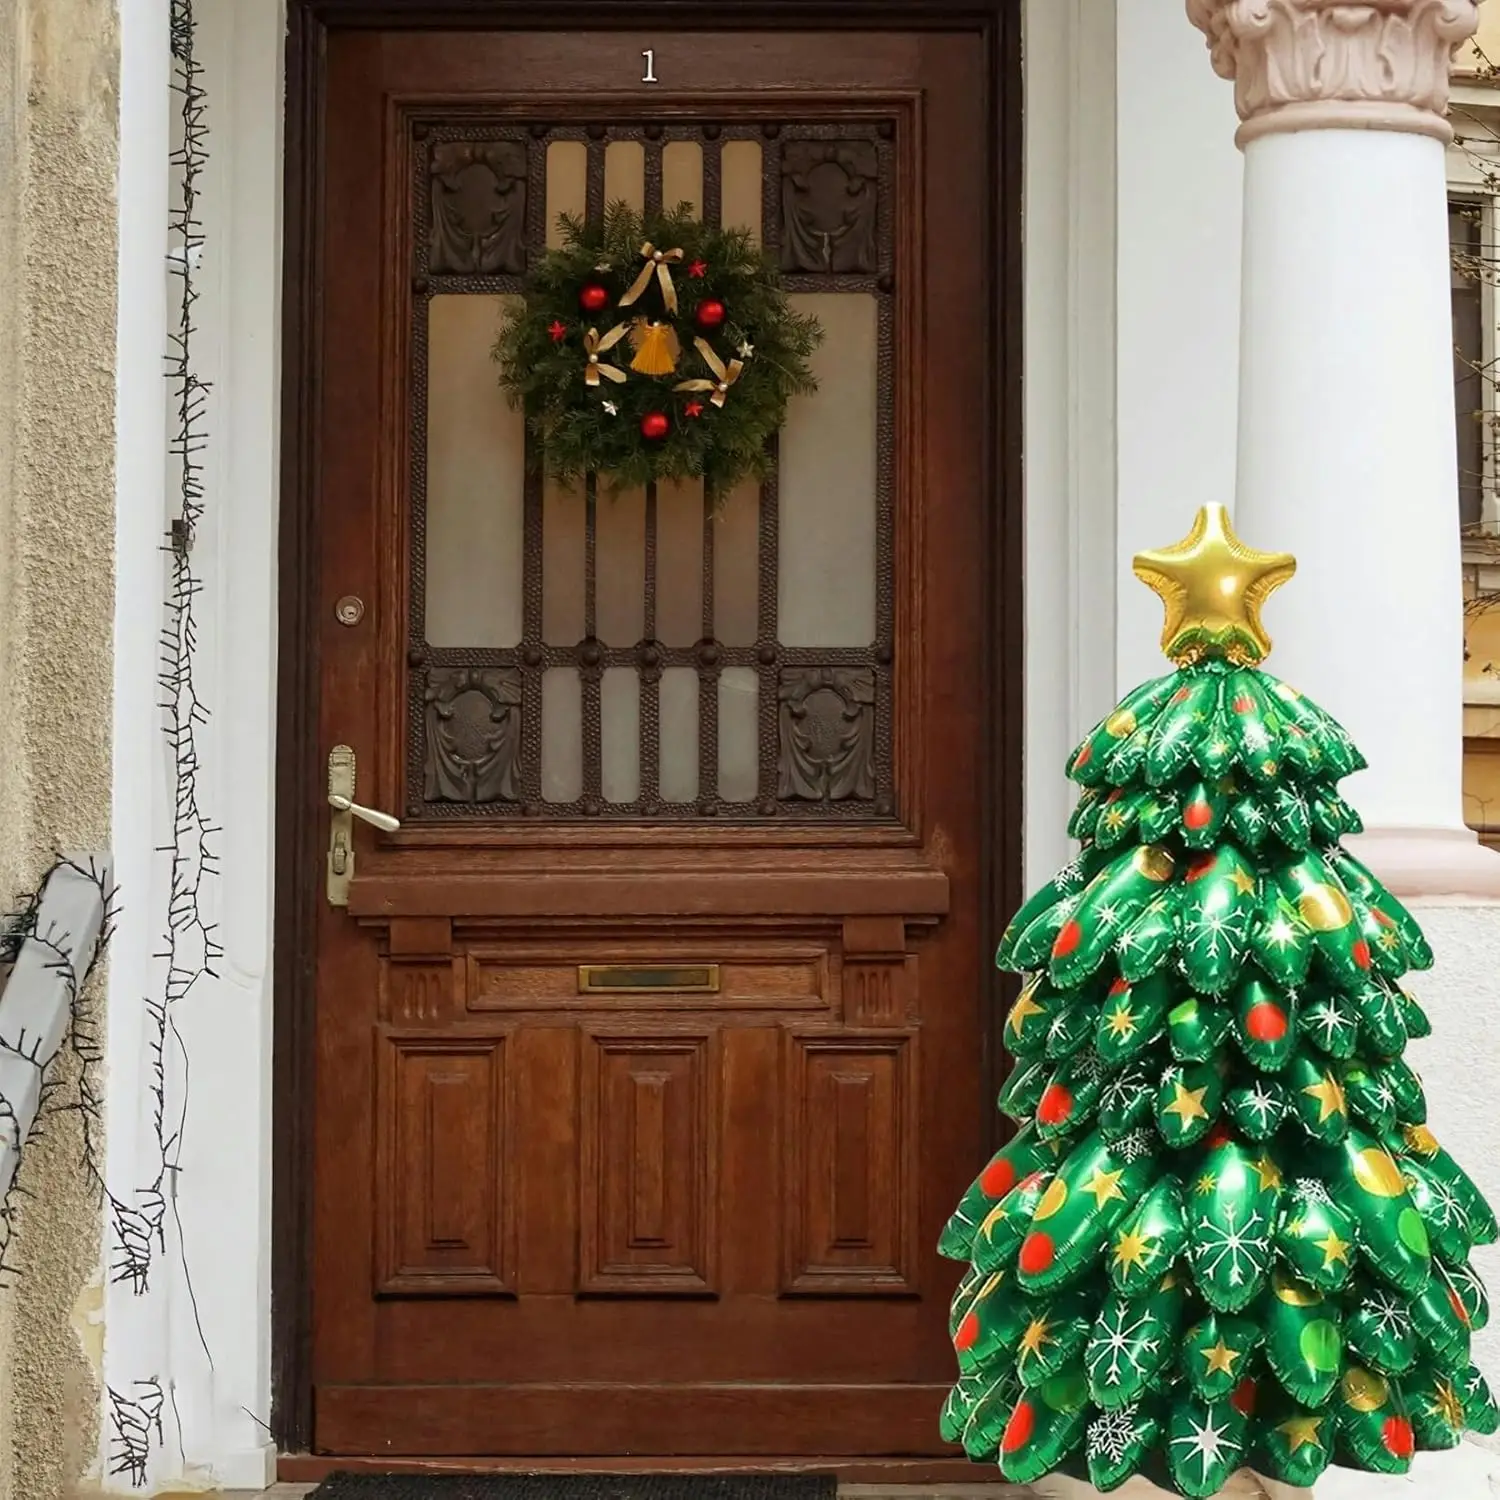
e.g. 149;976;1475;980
308;1477;838;1500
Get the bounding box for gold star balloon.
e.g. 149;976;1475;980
1132;504;1296;666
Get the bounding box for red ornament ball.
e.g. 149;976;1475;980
579;283;609;314
640;411;670;441
695;298;727;330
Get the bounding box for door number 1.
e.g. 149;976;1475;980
642;48;658;83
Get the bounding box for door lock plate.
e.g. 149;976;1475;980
327;745;357;906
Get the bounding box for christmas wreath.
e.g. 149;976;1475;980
495;201;823;497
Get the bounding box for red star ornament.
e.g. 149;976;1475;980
548;319;568;342
684;399;705;418
688;258;708;278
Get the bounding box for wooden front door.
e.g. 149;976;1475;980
287;2;1016;1462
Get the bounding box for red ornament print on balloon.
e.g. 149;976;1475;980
640;411;670;441
1183;798;1213;830
1036;1083;1073;1129
953;1310;980;1353
1052;920;1083;958
979;1156;1018;1199
1002;1398;1036;1454
1382;1416;1415;1460
1018;1232;1054;1275
695;298;727;330
579;283;609;314
1246;1001;1288;1042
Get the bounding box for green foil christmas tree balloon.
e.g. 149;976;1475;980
941;505;1499;1496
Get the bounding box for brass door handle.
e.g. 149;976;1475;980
327;745;400;906
328;793;401;833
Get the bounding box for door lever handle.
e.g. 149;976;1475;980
326;744;400;906
328;793;401;833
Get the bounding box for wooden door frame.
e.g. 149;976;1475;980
272;0;1023;1455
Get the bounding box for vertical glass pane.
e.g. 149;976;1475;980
657;479;704;646
777;293;877;647
424;295;524;647
543;477;587;645
546;142;588;247
541;667;582;802
601;667;641;803
597;487;646;645
605;140;645;213
1451;200;1486;529
659;668;700;803
714;479;760;646
721;140;763;243
718;668;759;803
662;141;703;215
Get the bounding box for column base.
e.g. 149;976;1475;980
1345;826;1500;902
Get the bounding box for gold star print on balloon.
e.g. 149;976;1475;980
1277;1414;1325;1454
1132;503;1296;666
1111;1226;1153;1274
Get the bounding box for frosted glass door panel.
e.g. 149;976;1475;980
424;295;525;647
777;293;878;648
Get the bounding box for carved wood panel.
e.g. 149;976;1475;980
579;1027;720;1294
375;1033;516;1296
429;140;528;275
781;1028;918;1295
780;140;880;274
778;667;877;801
423;667;523;804
841;915;916;1026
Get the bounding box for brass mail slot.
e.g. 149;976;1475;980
577;963;721;995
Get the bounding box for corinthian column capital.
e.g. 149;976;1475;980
1186;0;1481;145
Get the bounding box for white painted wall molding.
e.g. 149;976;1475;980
1022;0;1120;891
103;0;284;1488
1113;0;1245;695
104;0;177;1486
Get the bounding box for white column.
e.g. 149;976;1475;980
1189;0;1500;900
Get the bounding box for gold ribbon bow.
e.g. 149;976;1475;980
618;242;685;314
673;337;745;408
583;324;629;386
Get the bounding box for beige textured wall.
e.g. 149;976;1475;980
0;0;120;1496
1459;7;1500;74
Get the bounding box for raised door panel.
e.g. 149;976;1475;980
375;1033;516;1295
579;1027;720;1293
782;1028;918;1294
